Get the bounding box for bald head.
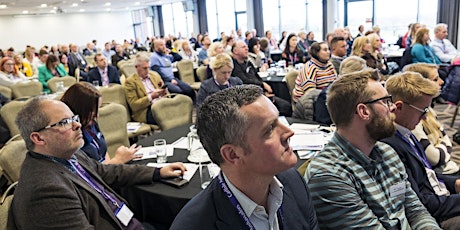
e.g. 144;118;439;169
232;41;249;62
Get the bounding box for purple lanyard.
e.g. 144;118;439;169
396;131;432;169
70;160;120;208
217;172;284;230
289;53;297;64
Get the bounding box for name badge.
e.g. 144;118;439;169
115;203;134;226
390;182;405;197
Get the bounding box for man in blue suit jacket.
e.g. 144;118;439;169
87;54;121;86
171;85;318;229
383;71;460;228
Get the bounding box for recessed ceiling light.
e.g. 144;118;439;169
134;2;140;6
22;10;29;14
53;6;57;9
72;3;78;7
50;9;56;13
105;2;111;6
106;8;111;11
40;4;47;8
0;4;7;9
79;8;85;12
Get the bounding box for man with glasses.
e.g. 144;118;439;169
87;54;121;86
383;71;460;228
305;70;440;229
10;97;186;228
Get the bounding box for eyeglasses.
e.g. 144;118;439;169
361;95;393;108
403;101;429;119
35;115;80;132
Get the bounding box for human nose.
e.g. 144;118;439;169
72;120;81;130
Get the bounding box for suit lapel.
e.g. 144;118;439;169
132;74;148;96
212;181;249;230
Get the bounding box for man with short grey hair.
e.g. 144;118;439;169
171;85;318;229
431;23;460;64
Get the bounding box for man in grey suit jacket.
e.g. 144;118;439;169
9;97;185;229
171;85;318;229
87;54;121;86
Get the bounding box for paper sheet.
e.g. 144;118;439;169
171;137;189;149
133;145;174;161
127;122;142;132
290;132;331;151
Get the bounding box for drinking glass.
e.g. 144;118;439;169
199;161;211;189
154;139;167;163
92;80;100;87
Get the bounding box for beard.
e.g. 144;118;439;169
366;107;396;141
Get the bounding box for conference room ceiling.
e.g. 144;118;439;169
0;0;183;16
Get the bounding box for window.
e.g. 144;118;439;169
161;2;194;38
206;0;236;40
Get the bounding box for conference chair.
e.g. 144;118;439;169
0;85;12;100
0;135;26;183
10;80;43;99
0;181;18;230
47;76;76;93
97;103;130;157
84;55;96;68
292;88;322;122
196;65;208;82
151;94;193;131
99;84;156;137
285;70;298;98
176;60;200;90
120;63;136;79
0;99;29;137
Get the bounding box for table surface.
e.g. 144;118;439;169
123;118;310;226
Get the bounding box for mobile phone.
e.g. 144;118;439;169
161;84;167;89
161;177;189;188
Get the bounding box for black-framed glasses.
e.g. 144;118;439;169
35;115;80;132
403;101;429;119
361;95;393;108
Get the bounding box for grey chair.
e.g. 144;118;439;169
176;60;200;90
0;99;29;137
0;135;26;183
151;94;193;131
10;80;43;99
97;103;131;157
47;76;76;93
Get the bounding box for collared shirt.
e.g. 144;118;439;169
396;124;450;196
305;132;440;229
98;67;109;86
150;51;174;81
222;173;283;230
139;75;157;102
430;38;460;63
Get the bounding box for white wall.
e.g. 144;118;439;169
0;11;135;52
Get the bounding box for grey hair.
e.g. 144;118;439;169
197;85;263;165
134;52;150;66
15;97;51;151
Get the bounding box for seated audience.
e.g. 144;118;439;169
150;39;195;102
0;57;28;87
355;25;365;38
247;38;268;71
171;85;319;229
14;54;33;77
197;35;211;65
305;69;440;229
292;42;337;103
403;63;460;175
111;44;130;69
367;33;389;75
68;43;89;80
178;40;199;65
306;31;317;47
61;82;141;163
352;36;386;76
231;41;292;116
9;97;185;228
125;53;168;124
196;53;242;105
265;30;279;50
383;72;460;228
406;23;421;48
24;46;39;76
329;36;348;74
297;30;310;56
411;28;441;64
431;23;460;64
102;42;116;64
281;33;306;66
87;54;121;86
38;54;68;93
59;53;70;73
193;33;203;51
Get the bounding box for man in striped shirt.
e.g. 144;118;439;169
305;69;440;229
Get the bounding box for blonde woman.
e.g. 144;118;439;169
367;33;389;75
403;63;459;175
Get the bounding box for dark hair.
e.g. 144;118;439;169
247;38;259;54
197;85;263;165
283;33;297;53
38;49;48;57
330;36;345;48
61;82;101;128
309;41;327;61
45;54;59;70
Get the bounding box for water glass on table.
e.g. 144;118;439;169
199;160;211;189
154;139;167;163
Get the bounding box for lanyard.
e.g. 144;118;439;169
289;53;297;64
217;172;284;230
70;160;120;208
395;131;432;169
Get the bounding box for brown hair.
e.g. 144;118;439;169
61;82;101;128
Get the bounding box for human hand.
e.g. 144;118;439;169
112;144;142;164
160;162;187;178
151;88;167;99
263;82;273;93
171;79;178;85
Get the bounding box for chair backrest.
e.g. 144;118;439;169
0;181;18;230
84;55;96;67
399;46;413;71
120;64;136;80
0;135;26;183
10;80;43;99
0;85;12;100
196;65;208;82
74;68;81;82
97;103;130;156
47;76;76;93
0;100;29;137
151;94;193;131
99;84;130;119
176;60;195;85
292;88;322;121
285;70;299;97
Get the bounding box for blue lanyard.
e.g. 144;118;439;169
70;160;120;208
217;172;284;230
396;131;432;169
